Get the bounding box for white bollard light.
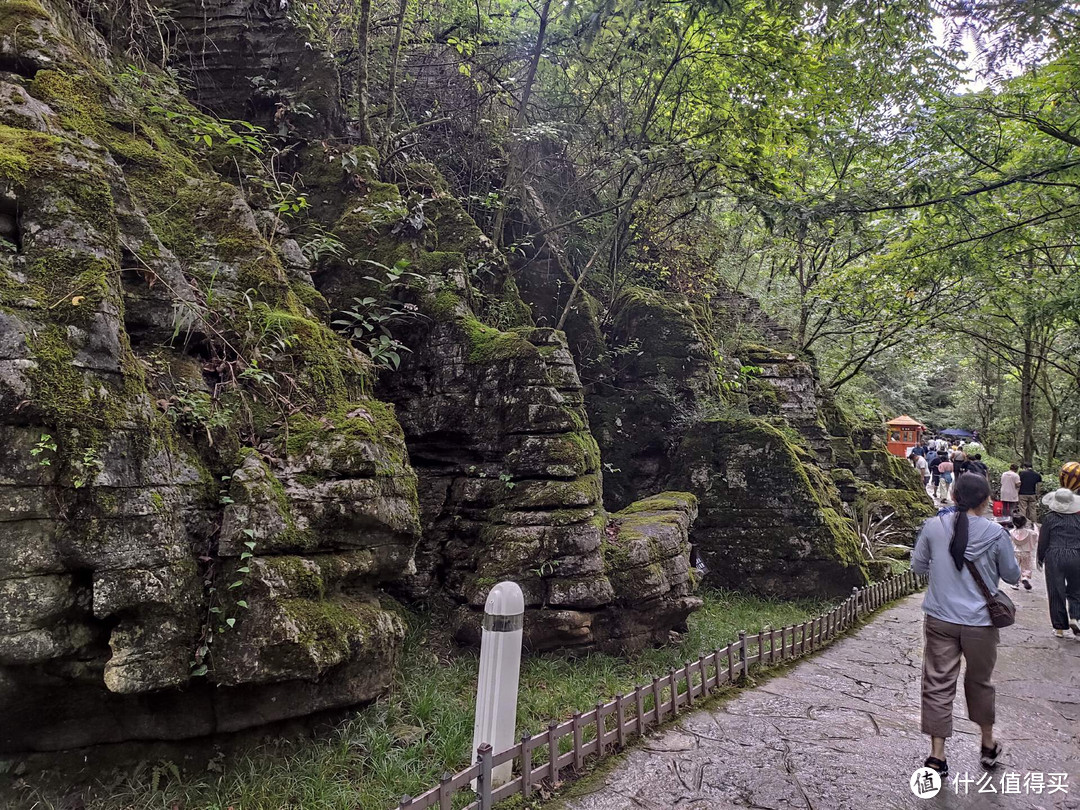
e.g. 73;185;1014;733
471;580;524;789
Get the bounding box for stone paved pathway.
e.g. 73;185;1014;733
557;572;1080;809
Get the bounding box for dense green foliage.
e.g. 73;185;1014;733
279;0;1080;465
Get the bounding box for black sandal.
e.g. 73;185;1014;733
924;756;948;778
980;742;1002;769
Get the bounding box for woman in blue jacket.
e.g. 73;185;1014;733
912;473;1020;779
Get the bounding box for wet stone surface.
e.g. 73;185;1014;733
557;573;1080;809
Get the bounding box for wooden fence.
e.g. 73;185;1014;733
394;569;926;810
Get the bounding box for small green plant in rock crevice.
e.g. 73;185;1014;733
164;385;237;446
331;258;425;370
30;433;57;466
72;448;103;489
846;501;906;560
28;433;103;488
189;479;256;678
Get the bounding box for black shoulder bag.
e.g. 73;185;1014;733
964;560;1015;628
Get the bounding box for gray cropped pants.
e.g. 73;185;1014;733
921;615;999;738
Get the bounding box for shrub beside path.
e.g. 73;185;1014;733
555;572;1080;809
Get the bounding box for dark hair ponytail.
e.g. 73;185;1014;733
949;473;991;570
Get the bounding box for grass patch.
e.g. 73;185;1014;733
6;589;827;810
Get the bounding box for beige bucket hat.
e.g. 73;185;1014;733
1041;487;1080;514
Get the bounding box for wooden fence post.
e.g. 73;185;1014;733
852;586;860;618
684;660;694;707
521;733;533;799
548;721;559;785
439;770;453;809
399;795;413;809
635;686;645;737
572;712;583;772
477;743;493;810
616;694;626;748
699;654;709;698
713;648;722;688
652;676;662;725
668;667;678;714
596;701;606;756
727;642;735;681
738;631;748;679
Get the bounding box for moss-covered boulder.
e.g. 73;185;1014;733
669;417;868;598
856;483;936;544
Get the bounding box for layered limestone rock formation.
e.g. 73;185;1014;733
0;0;702;753
300;150;702;652
158;0;343;137
0;0;928;757
523;277;932;597
0;0;420;753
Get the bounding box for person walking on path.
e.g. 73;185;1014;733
928;451;943;495
911;473;1020;778
937;456;954;501
953;452;969;477
1018;463;1043;523
1000;463;1021;515
1037;479;1080;640
1009;514;1037;591
968;453;990;484
912;452;930;491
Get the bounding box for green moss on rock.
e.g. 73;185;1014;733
259;556;325;599
281;400;407;464
280;596;368;661
460;319;538;364
616;491;697;516
0;124;64;185
857;483;935;542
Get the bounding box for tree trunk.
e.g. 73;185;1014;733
490;0;552;246
977;344;995;442
1048;404;1060;462
381;0;409;154
1019;326;1036;463
355;0;374;146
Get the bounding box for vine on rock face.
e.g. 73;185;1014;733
190;479;256;678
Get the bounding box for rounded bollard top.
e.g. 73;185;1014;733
485;581;524;617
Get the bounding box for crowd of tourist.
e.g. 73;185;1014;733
910;457;1080;781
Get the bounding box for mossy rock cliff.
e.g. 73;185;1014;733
667;417;868;598
0;0;419;753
